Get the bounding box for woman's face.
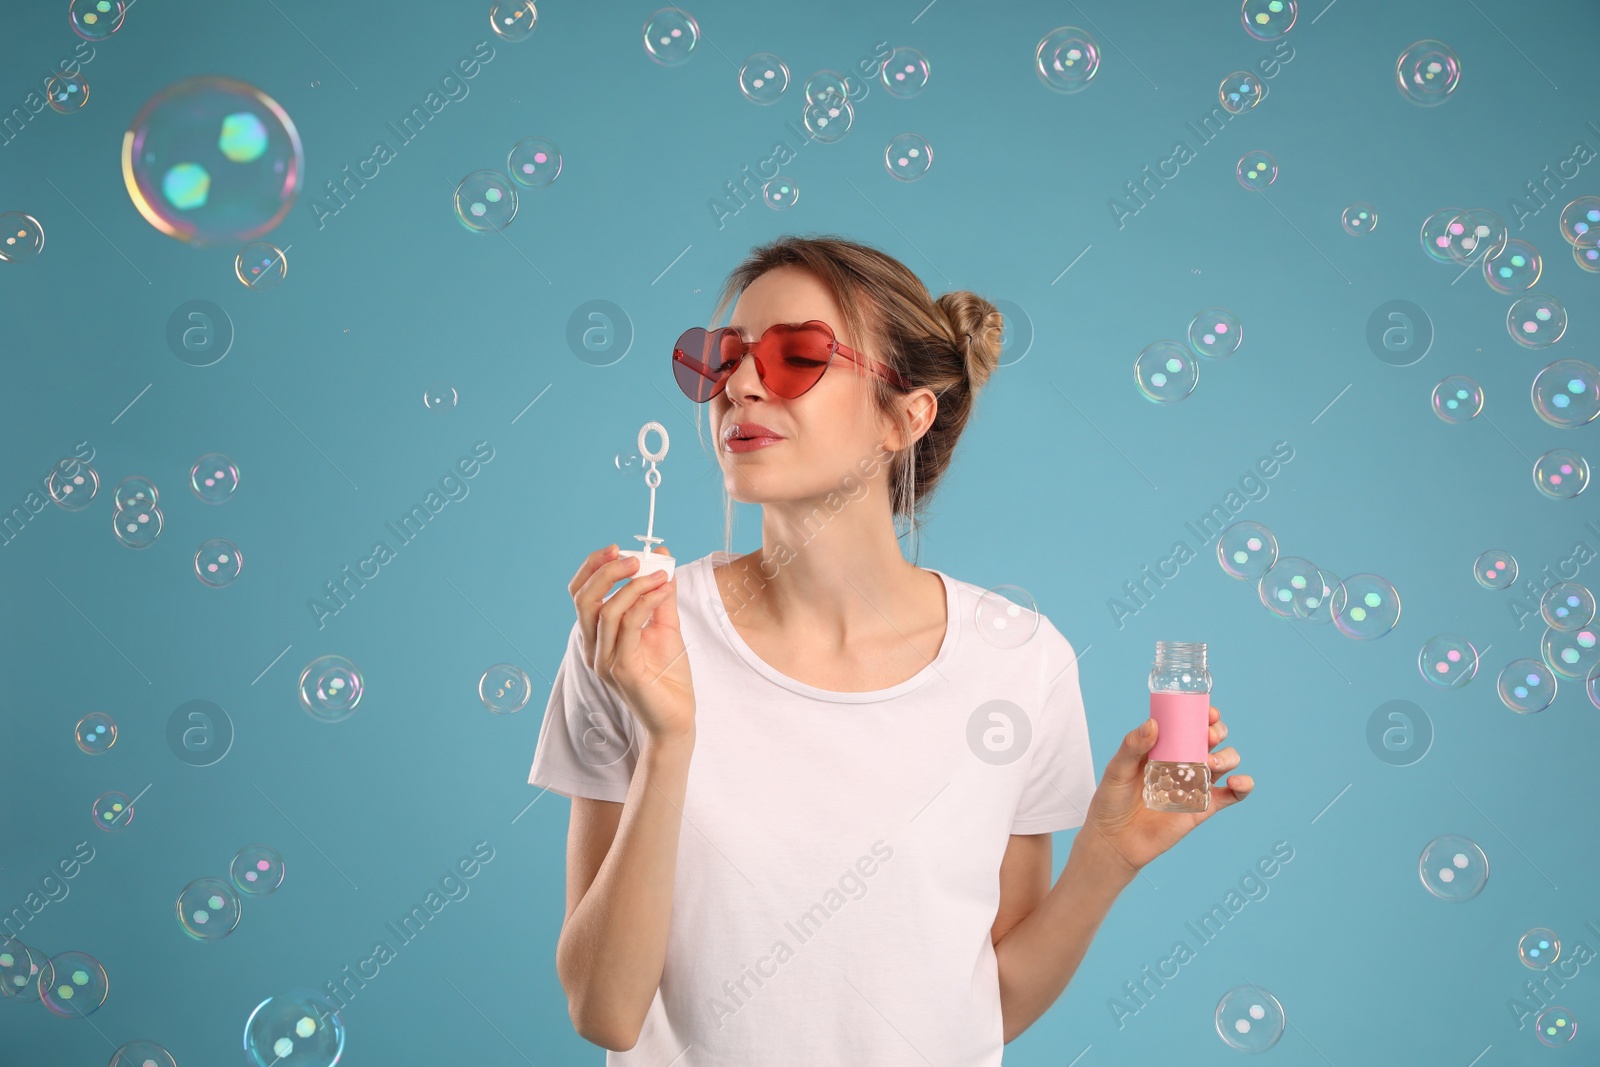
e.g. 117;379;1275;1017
712;266;899;507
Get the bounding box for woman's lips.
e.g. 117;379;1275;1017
725;435;784;453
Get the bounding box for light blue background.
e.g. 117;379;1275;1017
2;0;1597;1063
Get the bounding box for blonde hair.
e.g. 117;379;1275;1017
701;234;1002;565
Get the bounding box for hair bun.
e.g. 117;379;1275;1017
934;291;1003;392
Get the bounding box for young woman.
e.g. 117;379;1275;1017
528;235;1253;1064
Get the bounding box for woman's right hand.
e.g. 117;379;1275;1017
570;544;696;746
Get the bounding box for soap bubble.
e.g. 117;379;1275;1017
643;7;698;66
243;988;346;1067
1558;195;1600;246
110;1041;177;1067
1483;238;1541;293
884;133;933;182
1507;293;1566;348
480;663;532;713
802;90;853;143
1589;661;1600;711
880;47;931;98
1417;634;1478;689
177;877;242;940
112;475;158;510
1341;202;1377;234
1534;1006;1577;1047
1417;833;1488;899
39;951;108;1018
1236;150;1277;191
1442;208;1507;266
1541;583;1595;631
1576;243;1600;272
72;0;127;41
424;382;458;411
75;711;118;753
1241;0;1297;40
1257;556;1316;618
1214;984;1285;1051
93;790;135;832
488;0;537;41
235;241;288;290
1531;359;1600;428
112;503;163;549
1331;574;1401;639
195;539;244;588
454;170;518;232
1219;71;1264;113
0;212;45;263
1498;658;1556;713
1519;928;1561;969
47;457;98;510
1430;375;1483;423
1419;206;1466;265
974;585;1041;650
191;452;241;503
507;136;562;188
1472;549;1516;589
1533;449;1589;500
122;77;303;245
0;940;50;1001
1292;565;1338;623
231;844;286;895
298;655;364;723
803;70;854;104
1188;307;1243;359
1541;626;1598;680
1134;341;1199;403
762;176;799;210
1034;27;1100;93
46;71;89;113
1217;521;1278;580
738;53;790;104
1396;39;1461;106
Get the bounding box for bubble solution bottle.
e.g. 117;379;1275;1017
1144;641;1212;813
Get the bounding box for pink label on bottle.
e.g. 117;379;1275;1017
1148;691;1209;763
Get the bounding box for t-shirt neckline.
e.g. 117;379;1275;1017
697;550;961;703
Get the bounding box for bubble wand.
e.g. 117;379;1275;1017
617;421;675;582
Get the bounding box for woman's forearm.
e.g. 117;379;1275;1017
556;731;695;1051
994;832;1136;1043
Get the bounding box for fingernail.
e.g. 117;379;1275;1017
1141;720;1154;736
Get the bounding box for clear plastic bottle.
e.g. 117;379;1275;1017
1144;641;1212;813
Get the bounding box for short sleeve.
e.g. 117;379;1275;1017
1010;641;1097;835
527;617;640;801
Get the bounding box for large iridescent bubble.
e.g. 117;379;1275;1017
122;77;303;245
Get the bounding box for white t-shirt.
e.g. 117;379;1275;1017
527;550;1098;1066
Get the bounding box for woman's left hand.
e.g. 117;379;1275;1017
1079;706;1253;879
